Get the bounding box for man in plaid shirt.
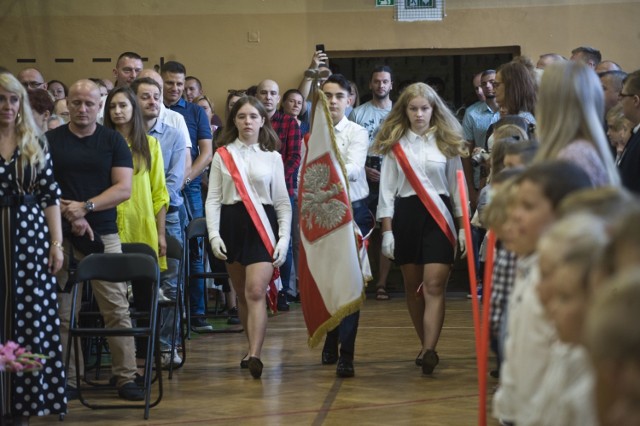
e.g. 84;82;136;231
257;79;301;311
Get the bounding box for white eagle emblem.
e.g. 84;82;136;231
301;163;349;230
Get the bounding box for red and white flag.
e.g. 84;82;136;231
299;91;366;348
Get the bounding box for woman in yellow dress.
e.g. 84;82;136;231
103;87;169;270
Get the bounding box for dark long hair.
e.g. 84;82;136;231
497;57;537;115
216;96;281;152
103;86;151;173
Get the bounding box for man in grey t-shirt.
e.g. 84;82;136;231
348;65;393;300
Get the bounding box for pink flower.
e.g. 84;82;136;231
0;341;48;373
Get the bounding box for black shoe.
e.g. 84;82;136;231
191;317;214;333
277;291;290;311
247;357;263;379
422;350;439;375
415;351;423;367
240;354;249;369
287;293;300;303
65;386;79;401
109;373;145;387
322;350;338;365
336;358;354;378
118;382;145;401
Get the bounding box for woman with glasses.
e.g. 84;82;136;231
0;72;66;426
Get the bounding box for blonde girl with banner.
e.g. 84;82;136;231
205;97;291;379
374;82;468;375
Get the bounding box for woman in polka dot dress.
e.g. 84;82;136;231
0;73;67;425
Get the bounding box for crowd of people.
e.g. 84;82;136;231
1;44;639;425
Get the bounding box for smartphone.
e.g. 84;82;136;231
315;44;326;66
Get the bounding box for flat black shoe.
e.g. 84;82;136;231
277;291;290;311
422;350;439;375
248;357;263;379
322;350;338;365
118;382;145;401
240;354;249;369
336;358;354;378
109;373;145;387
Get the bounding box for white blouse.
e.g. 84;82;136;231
377;130;464;220
205;139;292;241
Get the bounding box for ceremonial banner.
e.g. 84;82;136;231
299;91;366;347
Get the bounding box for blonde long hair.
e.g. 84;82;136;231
0;73;46;170
534;61;620;185
373;82;467;158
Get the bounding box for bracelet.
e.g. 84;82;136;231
51;240;63;250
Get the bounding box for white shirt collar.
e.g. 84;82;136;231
232;138;260;151
334;115;350;132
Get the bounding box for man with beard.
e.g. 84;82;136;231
462;69;501;204
348;65;393;301
131;76;187;367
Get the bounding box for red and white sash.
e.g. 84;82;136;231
392;143;456;247
217;145;281;312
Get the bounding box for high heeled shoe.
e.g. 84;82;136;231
415;351;423;367
247;357;263;379
240;354;249;369
422;350;439;375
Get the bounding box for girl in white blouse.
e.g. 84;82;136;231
205;96;292;379
373;82;468;375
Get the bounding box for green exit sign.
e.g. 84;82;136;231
376;0;395;6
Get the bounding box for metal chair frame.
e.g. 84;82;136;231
65;252;162;419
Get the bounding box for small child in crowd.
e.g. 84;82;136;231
492;161;593;425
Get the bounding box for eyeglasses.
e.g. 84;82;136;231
22;81;44;89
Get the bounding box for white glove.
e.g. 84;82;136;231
272;239;289;268
210;236;227;260
381;231;395;260
458;229;467;259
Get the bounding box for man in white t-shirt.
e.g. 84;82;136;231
348;65;393;300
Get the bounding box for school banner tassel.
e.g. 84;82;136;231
298;91;366;348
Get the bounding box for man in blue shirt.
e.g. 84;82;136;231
132;76;188;364
161;61;213;332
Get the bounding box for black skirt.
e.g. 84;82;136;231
219;203;279;266
392;195;455;266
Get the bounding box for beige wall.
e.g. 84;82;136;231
1;0;637;117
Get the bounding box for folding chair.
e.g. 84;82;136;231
184;217;241;339
66;252;161;419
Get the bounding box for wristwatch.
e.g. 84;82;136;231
84;200;95;213
185;177;192;185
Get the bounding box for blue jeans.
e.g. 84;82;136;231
159;208;185;350
183;181;206;316
322;201;372;361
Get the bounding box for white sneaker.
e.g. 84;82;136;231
161;349;182;368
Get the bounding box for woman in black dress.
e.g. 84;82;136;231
0;72;66;425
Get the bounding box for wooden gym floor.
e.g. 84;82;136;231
32;295;492;426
